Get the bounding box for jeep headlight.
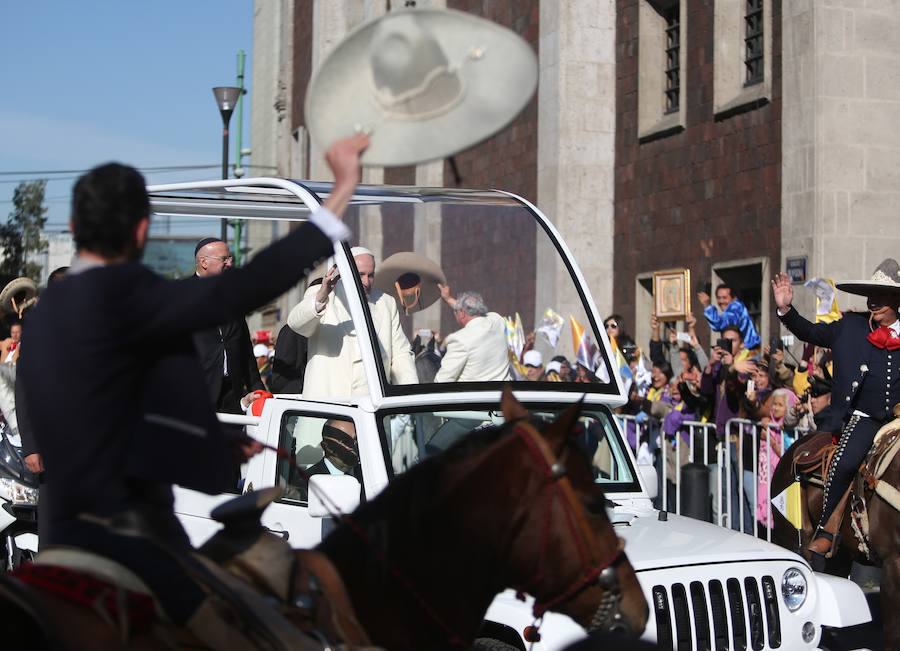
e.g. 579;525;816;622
0;477;38;505
781;567;808;612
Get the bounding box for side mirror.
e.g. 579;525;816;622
638;464;659;500
308;474;361;518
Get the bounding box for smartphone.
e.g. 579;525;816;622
676;331;692;343
746;379;756;394
417;328;432;340
716;338;733;355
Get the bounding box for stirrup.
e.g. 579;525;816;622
808;529;835;572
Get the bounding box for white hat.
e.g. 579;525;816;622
253;344;269;358
523;350;543;368
305;8;538;167
836;258;900;297
545;360;562;375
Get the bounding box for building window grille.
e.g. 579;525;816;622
744;0;764;86
664;5;680;114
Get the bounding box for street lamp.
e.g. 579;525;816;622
212;85;242;240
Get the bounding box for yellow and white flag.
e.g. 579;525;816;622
804;278;841;324
771;482;804;530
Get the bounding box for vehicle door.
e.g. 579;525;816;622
255;400;374;549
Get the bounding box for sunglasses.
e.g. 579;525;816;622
605;322;618;329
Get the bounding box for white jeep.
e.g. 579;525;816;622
147;178;871;649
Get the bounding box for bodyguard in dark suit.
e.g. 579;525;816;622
772;260;900;566
269;323;308;393
192;237;264;412
17;135;368;635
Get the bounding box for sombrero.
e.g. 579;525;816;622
305;7;538;167
0;277;37;316
836;258;900;297
374;251;446;314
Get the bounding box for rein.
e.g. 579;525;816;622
510;421;630;632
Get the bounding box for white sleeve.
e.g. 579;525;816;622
309;206;351;243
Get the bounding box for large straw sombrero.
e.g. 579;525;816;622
305;7;538;167
836;258;900;297
374;252;446;314
0;277;36;316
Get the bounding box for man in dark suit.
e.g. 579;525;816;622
192;237;264;412
269;322;308;393
18;135;368;640
773;260;900;567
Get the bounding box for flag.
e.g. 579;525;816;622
570;316;603;373
771;481;804;530
804;278;841;324
505;313;528;380
535;308;565;348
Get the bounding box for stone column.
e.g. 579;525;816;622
782;1;900;317
537;0;617;357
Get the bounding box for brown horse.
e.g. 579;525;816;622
771;422;900;650
0;392;647;649
317;392;649;651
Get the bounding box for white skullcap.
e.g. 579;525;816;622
253;343;269;358
350;246;374;259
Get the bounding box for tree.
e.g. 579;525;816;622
0;180;48;282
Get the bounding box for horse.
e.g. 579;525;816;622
316;390;649;651
771;412;900;650
0;390;647;649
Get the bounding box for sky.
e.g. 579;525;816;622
0;2;254;231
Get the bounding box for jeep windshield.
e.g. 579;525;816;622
378;403;640;493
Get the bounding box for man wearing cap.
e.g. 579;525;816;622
192;237;265;413
434;287;511;383
772;258;900;567
523;350;545;381
288;246;418;398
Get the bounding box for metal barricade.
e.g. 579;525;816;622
615;410;812;536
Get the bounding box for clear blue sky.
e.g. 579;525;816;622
0;1;254;230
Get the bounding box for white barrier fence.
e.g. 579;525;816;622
614;414;809;541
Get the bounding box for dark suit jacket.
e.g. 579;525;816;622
269;324;307;393
193;318;264;408
18;221;333;541
780;308;891;432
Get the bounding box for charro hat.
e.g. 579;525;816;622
0;277;37;316
373;251;447;313
305;8;538;167
836;258;900;297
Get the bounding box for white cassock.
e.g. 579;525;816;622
288;284;418;398
435;312;511;383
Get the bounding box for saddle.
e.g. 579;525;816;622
2;488;375;650
791;431;837;486
851;411;900;557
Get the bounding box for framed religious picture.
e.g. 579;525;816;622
653;268;692;321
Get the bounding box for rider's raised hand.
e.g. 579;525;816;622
771;272;793;312
323;134;370;218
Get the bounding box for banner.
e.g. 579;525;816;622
570;316;602;373
535;308;565;348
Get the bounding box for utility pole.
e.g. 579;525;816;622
232;50;247;266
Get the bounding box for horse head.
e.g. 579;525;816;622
498;388;648;638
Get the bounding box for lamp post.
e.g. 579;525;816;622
212;86;242;241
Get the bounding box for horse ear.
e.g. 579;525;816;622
501;385;529;422
544;397;585;443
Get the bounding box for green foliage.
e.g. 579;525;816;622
0;180;48;282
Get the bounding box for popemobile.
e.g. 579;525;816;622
144;176;872;650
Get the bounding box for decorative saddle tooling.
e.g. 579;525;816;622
791;431;839;487
852;406;900;559
2;488;376;649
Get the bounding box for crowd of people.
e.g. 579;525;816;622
604;283;838;535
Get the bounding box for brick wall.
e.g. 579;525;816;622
440;0;540;334
615;0;782;346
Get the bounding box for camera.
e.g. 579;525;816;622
715;338;733;355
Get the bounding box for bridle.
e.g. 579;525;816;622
510;420;634;636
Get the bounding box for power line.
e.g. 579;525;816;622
0;163;279;186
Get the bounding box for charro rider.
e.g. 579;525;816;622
18;135;368;646
772;259;900;569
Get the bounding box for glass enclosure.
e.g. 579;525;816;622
379;404;639;492
149;182;616;401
